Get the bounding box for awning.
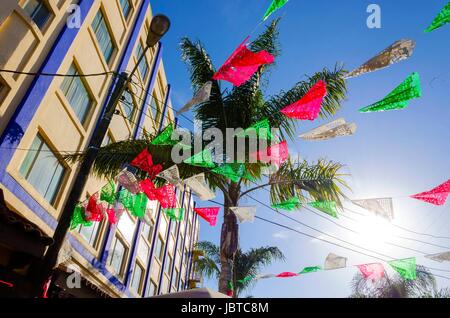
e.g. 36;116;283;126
0;189;53;258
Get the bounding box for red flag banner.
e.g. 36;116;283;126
281;81;327;120
357;263;385;282
410;179;450;206
276;272;299;278
85;195;104;222
213;37;275;87
251;140;289;167
194;207;220;226
131;149;163;179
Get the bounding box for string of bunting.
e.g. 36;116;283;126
237;255;421;284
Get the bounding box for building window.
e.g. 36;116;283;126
164;254;173;275
91;10;115;63
142;221;154;242
137;239;150;264
60;65;93;124
149;94;160;125
109;236;128;278
173;268;179;290
117;211;136;244
130;263;144;295
19;135;66;204
120;90;136;122
154;235;165;261
136;42;149;80
145;279;157;297
77;221;102;248
22;0;51;30
119;0;131;19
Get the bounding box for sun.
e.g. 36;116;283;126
353;215;399;250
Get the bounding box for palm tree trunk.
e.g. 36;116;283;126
218;183;239;294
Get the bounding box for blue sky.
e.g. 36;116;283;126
153;0;450;297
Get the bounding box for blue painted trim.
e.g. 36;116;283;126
0;0;153;297
0;0;96;225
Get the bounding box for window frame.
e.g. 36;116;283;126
91;8;117;65
18;133;67;206
59;63;94;126
108;234;129;280
21;0;52;31
130;261;145;296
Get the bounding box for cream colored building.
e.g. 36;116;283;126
0;0;200;298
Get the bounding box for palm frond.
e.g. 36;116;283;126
269;157;349;207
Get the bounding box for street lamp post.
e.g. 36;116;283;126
33;14;170;298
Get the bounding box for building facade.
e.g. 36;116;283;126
0;0;200;298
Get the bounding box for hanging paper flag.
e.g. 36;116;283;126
357;263;385;282
237;275;256;284
105;207;118;224
324;253;347;270
100;180;116;205
164;208;185;222
309;201;338;218
234;118;273;140
183;148;216;168
276;272;299;278
410;179;450;206
211;163;246;183
351;198;394;221
345;40;416;79
151;123;178;146
131;149;163;179
299;118;357;141
85;195;104;222
139;178;158;201
299;266;322;274
213;36;275;87
194;207;220;226
255;274;276;280
425;251;450;263
252;140;289;167
263;0;289;21
114;202;126;223
184;173;216;201
117;169;141;194
388;257;417;280
70;205;92;230
177;81;212;115
155;184;177;209
131;193;148;218
230;206;257;223
119;189;135;212
359;72;421;113
280;81;327;120
157;165;182;187
425;2;450;33
271;197;302;211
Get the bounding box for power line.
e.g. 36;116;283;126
205;199;450;280
343;206;450;240
128;80;196;125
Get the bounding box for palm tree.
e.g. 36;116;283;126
194;241;284;298
350;265;438;298
66;19;349;294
